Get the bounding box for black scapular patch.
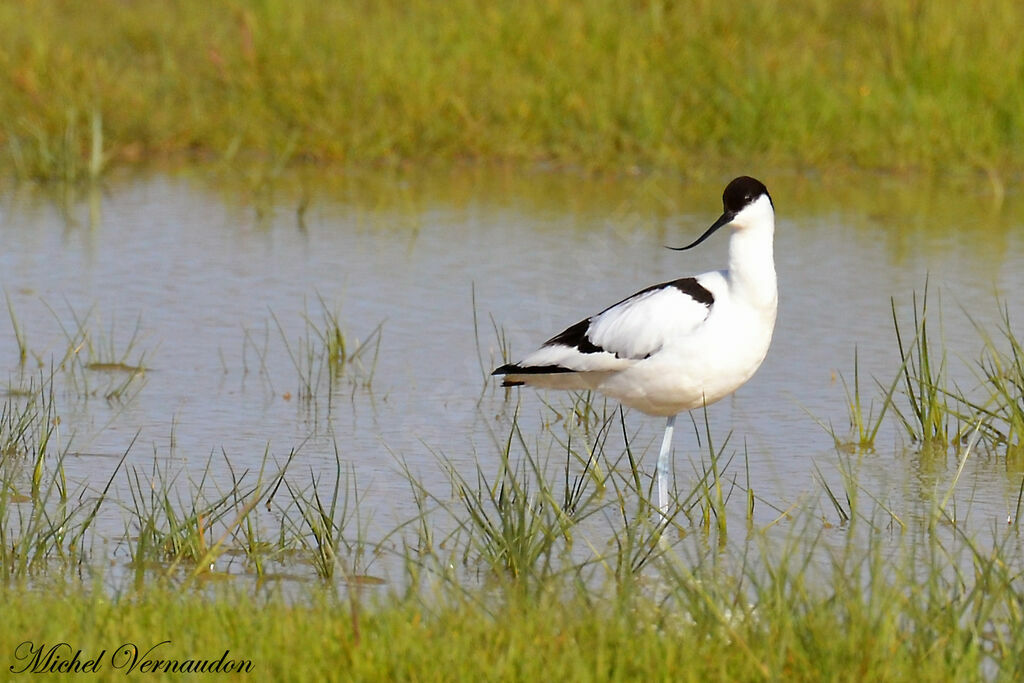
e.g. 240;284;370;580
600;277;714;314
667;277;714;306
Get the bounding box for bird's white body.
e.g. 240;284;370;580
493;177;778;516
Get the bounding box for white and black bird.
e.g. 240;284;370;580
492;176;777;517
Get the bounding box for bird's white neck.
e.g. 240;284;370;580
726;200;777;311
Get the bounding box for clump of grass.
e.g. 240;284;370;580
0;373;127;580
443;408;579;582
123;450;276;583
831;346;903;451
120;442;385;587
410;400;629;586
678;410;735;536
4;290;30;366
125;457;224;576
964;302;1024;457
890;285;957;448
47;303;149;401
420;396;757;588
272;296;382;404
278;444;378;583
0;371;57;465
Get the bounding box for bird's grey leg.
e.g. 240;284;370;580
657;414;676;518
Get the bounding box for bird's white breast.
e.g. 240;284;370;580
593;271;777;416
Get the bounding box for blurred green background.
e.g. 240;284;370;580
1;0;1021;180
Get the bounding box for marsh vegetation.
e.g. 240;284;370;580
2;267;1024;679
1;1;1023;182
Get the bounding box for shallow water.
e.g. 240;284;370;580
0;167;1022;578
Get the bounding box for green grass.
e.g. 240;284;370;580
2;497;1023;680
1;1;1023;181
890;285;956;447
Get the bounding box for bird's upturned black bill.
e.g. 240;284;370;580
667;211;733;251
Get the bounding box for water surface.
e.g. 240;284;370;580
1;167;1022;577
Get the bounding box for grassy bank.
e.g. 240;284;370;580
3;530;1020;682
1;1;1022;181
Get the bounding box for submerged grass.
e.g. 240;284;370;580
43;302;150;401
1;1;1023;180
271;296;383;403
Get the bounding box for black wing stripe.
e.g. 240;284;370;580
542;318;604;354
492;363;576;385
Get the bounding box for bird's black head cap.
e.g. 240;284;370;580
722;176;771;213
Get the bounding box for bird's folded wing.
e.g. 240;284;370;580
515;277;715;374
